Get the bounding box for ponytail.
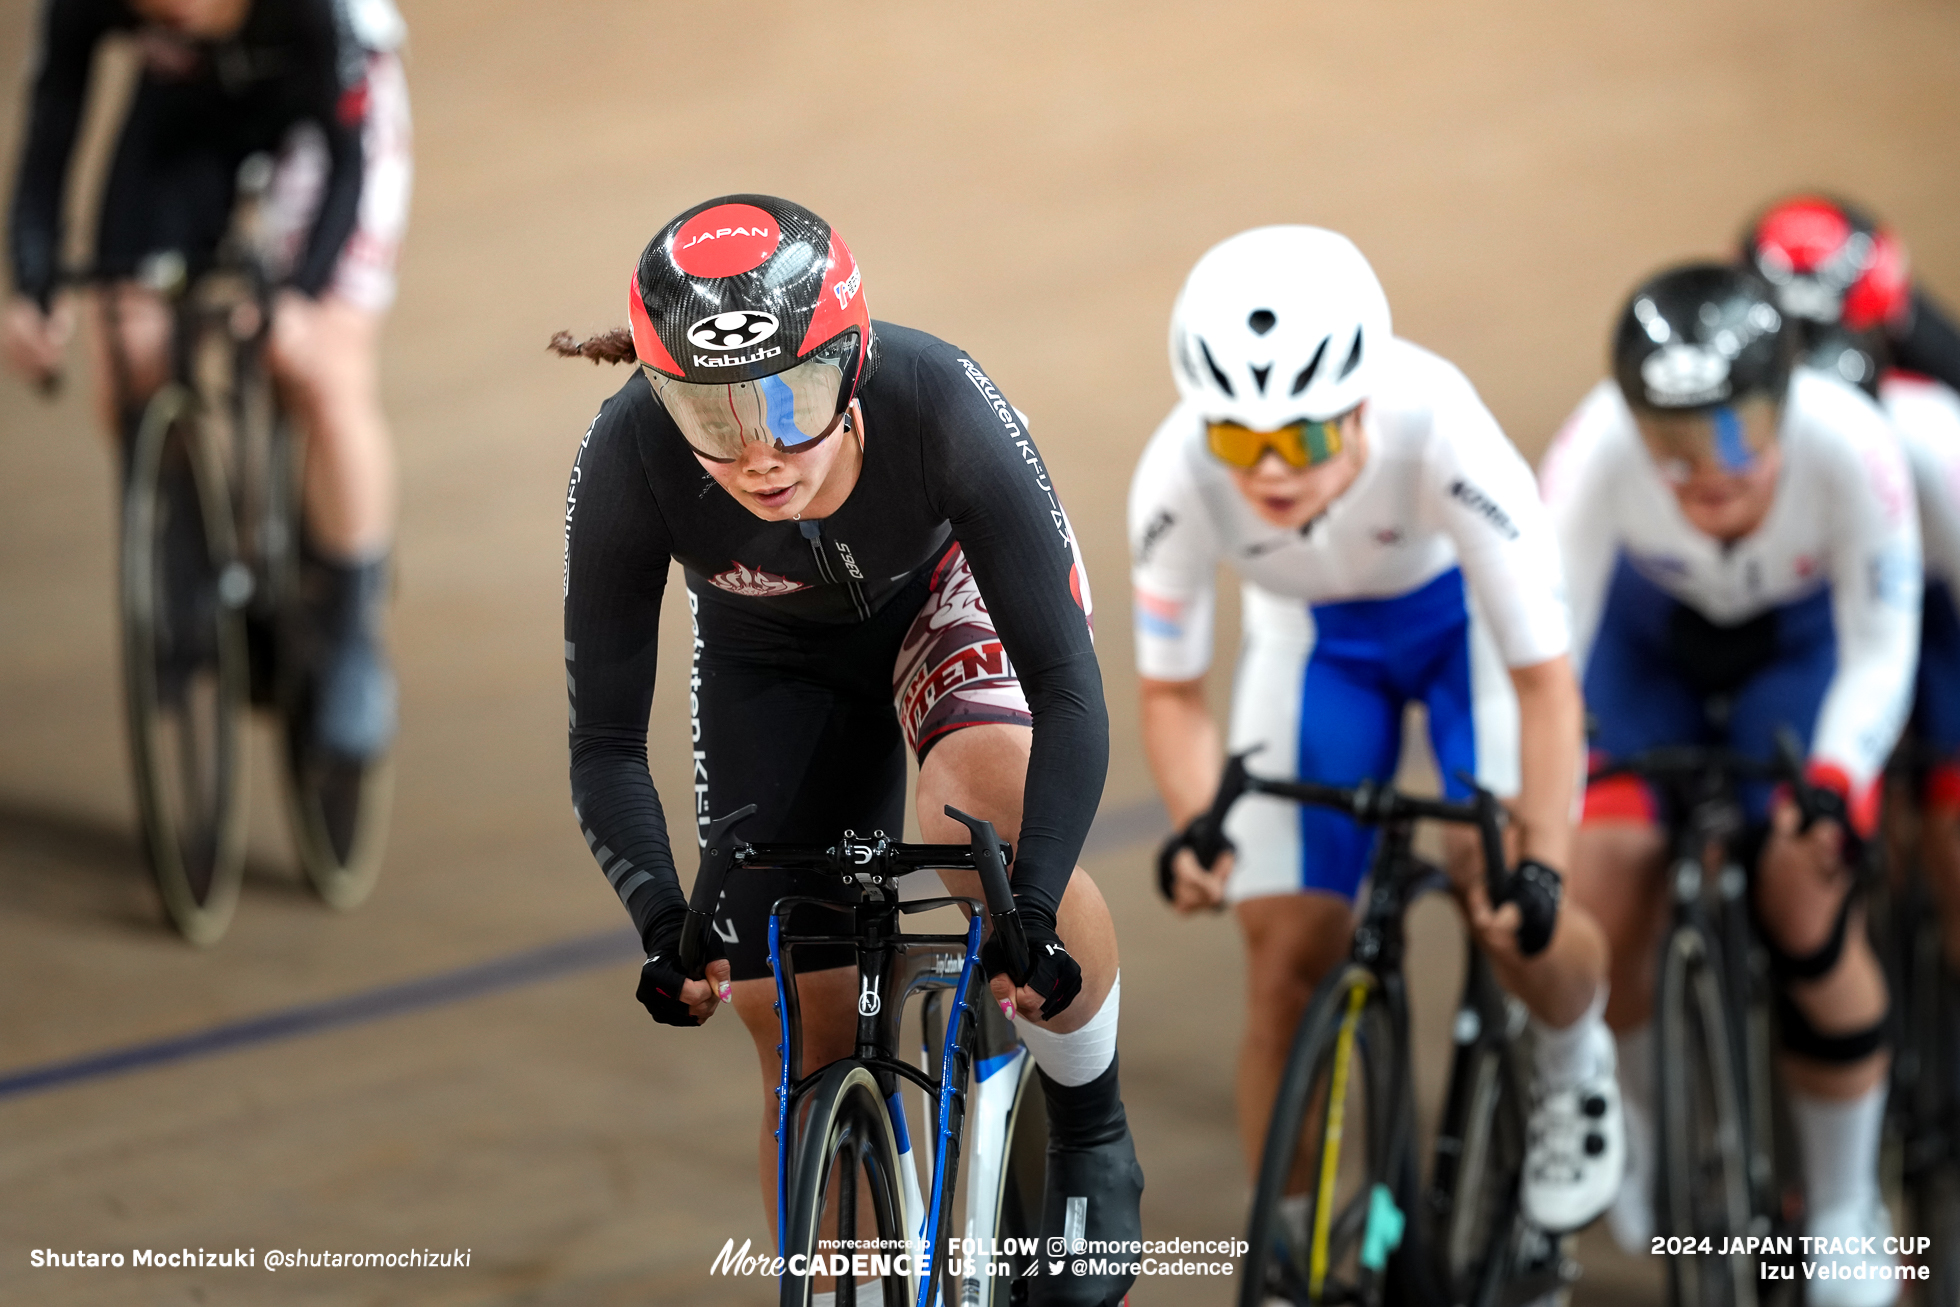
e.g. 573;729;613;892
548;327;636;365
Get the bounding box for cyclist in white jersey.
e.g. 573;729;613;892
1743;196;1960;991
1544;262;1920;1304
1131;226;1622;1234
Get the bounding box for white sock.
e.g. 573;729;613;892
1791;1082;1887;1219
1014;971;1119;1087
1279;1193;1309;1246
1616;1024;1654;1179
1530;986;1609;1091
1607;1024;1655;1252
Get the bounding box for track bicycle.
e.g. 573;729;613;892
1180;752;1573;1307
1874;740;1960;1302
680;802;1057;1307
1589;742;1827;1307
65;152;393;943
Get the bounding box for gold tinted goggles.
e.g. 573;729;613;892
1205;414;1348;470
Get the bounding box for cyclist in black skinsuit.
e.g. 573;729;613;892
3;0;412;761
557;194;1141;1306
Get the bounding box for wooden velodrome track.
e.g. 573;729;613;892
2;2;1957;1302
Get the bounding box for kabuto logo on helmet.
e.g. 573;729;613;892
686;310;780;352
632;195;874;406
1641;344;1732;407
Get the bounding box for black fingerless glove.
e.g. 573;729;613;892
1019;905;1083;1021
1154;832;1185;901
635;905;720;1028
1496;857;1562;958
1155;820;1235;901
1794;783;1867;872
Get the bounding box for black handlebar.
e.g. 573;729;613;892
1586;728;1835;832
678;804;758;975
944;805;1029;986
1179;749;1557;953
674;802;1028;987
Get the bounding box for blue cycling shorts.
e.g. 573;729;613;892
1222;567;1520;903
1581;555;1835;825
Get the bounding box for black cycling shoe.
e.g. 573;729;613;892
1030;1056;1144;1307
296;550;396;762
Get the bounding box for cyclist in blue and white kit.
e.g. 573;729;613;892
1544;263;1920;1304
1131;226;1622;1234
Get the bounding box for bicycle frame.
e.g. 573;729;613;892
1209;754;1581;1305
681;808;1034;1307
1597;744;1814;1290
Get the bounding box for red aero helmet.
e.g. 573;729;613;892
1741;195;1911;333
629;194;870;389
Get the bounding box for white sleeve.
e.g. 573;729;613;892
1128;422;1222;681
1419;371;1570;667
1884;378;1960;592
1538;384;1626;676
1814;398;1921;812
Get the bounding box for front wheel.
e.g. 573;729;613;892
121;384;250;945
1430;986;1541;1307
1241;964;1405;1307
1655;921;1758;1307
782;1062;913;1307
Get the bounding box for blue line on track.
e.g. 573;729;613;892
0;927;642;1102
0;798;1169;1103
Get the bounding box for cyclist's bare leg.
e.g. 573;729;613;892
915;722;1119;1034
85;285;172;428
731;965;860;1242
1565;819;1670;1031
267;292;395;558
1444;825;1611;1027
921;721;1144;1300
1234;890;1352;1175
1757;809;1889;1099
1920;805;1960;971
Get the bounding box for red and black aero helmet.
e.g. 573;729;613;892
1741;195;1911;334
630;194;872;461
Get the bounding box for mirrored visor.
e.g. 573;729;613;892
647;341;851;462
1633;396;1780;482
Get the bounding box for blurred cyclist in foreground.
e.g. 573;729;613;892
3;0;411;763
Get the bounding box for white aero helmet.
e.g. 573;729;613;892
1169;226;1392;426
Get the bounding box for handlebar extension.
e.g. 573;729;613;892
678;804;757;977
944;804;1029;987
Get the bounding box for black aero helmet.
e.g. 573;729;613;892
629;194;872;460
1612;263;1794;413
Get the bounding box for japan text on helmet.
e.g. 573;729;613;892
1740;195;1911;334
1169;226;1392;426
1612;264;1794;414
630;195;872;461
